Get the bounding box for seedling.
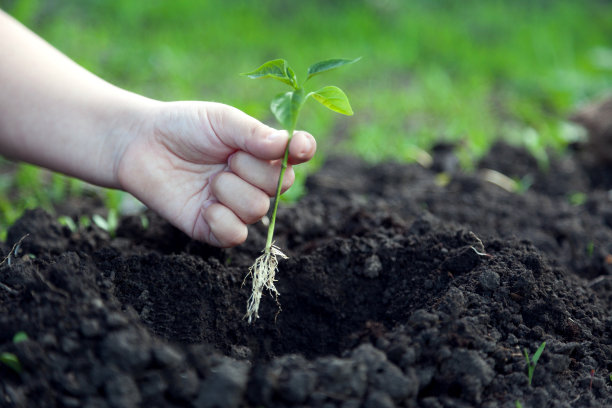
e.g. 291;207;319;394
0;331;29;374
58;215;78;232
242;58;359;322
568;192;587;206
92;209;119;238
524;341;546;386
0;352;22;374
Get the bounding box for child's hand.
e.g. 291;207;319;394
116;101;316;247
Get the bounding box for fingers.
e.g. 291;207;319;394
207;103;316;162
210;172;270;224
202;171;275;247
228;152;295;196
202;203;248;248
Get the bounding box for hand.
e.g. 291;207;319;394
116;101;316;247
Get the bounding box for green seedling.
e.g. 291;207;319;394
58;215;78;232
79;215;91;229
12;331;29;343
568;192;587;206
515;400;523;408
242;57;359;322
586;241;594;258
92;209;119;238
0;331;29;374
524;341;546;386
139;213;150;230
0;352;22;374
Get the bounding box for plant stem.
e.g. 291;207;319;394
264;127;294;251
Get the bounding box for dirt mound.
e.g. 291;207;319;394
1;142;611;407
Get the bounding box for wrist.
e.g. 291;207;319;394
104;93;161;190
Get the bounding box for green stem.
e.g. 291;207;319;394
264;127;295;251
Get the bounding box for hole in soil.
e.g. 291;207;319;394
105;233;452;361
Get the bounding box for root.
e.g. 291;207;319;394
243;244;288;323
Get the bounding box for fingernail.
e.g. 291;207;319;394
300;135;315;157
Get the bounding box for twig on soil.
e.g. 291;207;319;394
0;234;30;295
0;234;29;268
587;275;608;287
471;246;493;257
34;269;69;298
0;281;19;295
468;231;493;257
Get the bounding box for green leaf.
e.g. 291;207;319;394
308;86;354;115
532;341;546;364
307;57;361;80
241;59;296;88
12;331;29;343
58;215;77;232
0;352;22;374
270;89;305;130
92;214;109;231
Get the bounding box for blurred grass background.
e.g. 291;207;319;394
1;0;611;237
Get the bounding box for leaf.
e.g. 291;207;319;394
270;89;305;130
92;214;109;231
0;352;22;374
12;331;28;343
307;57;361;80
241;59;296;88
532;341;546;364
308;86;353;115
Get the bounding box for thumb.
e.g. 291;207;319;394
206;102;289;160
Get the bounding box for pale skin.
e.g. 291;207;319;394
0;10;316;247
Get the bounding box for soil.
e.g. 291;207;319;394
1;138;611;407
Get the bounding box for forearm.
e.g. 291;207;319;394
0;10;158;188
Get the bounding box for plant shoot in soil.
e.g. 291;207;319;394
241;57;359;322
524;341;546;386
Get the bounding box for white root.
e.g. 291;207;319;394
243;244;288;323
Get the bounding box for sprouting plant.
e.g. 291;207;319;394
0;352;22;374
515;400;523;408
92;209;119;238
12;331;29;343
568;192;587;206
586;241;594;258
58;215;78;232
0;331;29;374
241;57;359;322
139;213;150;230
524;341;546;386
79;215;91;229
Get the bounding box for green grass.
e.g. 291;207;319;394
1;0;611;235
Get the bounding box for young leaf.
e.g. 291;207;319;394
270;89;305;130
532;341;546;364
242;59;296;88
12;331;29;343
307;57;361;80
92;214;109;231
0;352;22;374
309;86;353;115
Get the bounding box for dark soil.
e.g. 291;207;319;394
1;139;611;407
